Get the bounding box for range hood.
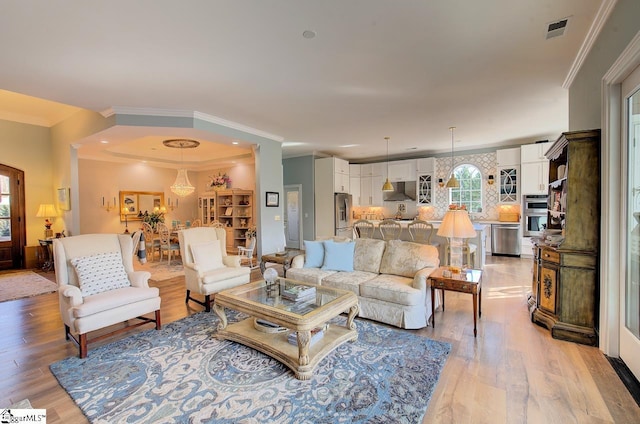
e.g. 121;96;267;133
383;181;417;201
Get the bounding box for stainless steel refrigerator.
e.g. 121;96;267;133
334;193;353;238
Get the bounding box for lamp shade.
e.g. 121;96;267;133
36;204;58;218
437;210;476;239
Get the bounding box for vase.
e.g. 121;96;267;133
212;185;226;191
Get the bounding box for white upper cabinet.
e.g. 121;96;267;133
416;157;435;173
361;163;386;177
350;176;361;205
496;147;521;167
349;164;361;177
387;159;416;181
334;157;350;175
521;142;551;163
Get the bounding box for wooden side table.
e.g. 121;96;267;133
430;267;482;336
259;249;303;277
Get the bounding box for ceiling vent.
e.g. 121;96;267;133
546;18;569;39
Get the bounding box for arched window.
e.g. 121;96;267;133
448;164;483;212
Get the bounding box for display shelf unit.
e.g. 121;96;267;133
216;189;254;252
198;195;216;225
531;129;600;346
417;173;433;205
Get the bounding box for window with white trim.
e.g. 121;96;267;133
448;164;483;212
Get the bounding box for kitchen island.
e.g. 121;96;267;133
363;220;489;269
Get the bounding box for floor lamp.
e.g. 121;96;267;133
437;209;476;273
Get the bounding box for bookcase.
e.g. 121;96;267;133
531;129;600;346
216;189;254;252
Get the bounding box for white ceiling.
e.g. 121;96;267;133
0;0;604;166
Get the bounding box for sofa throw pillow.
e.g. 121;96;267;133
353;238;387;273
379;240;439;278
70;252;131;297
321;240;355;272
190;241;224;273
303;240;325;268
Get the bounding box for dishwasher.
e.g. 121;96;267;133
491;223;521;257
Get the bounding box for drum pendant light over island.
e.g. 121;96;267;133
382;136;394;192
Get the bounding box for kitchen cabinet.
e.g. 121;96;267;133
334;157;350;175
349;164;361;177
387;159;416;182
350;176;361;205
531;129;600;346
359;175;384;206
417;174;433;205
521;142;551;195
521;161;549;195
334;172;350;193
416;157;435;174
496;147;521;167
360;162;386;178
315;157;350;237
521;142;551;163
498;166;519;203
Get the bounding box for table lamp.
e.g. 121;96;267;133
36;204;58;239
122;206;130;234
437;209;476;273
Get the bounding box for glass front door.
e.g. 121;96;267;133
622;63;640;379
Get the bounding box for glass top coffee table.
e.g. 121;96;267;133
213;278;359;380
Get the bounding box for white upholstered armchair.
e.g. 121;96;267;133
178;227;251;311
53;234;161;358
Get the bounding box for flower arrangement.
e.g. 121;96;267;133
448;204;467;210
142;210;165;229
209;173;231;189
245;226;257;239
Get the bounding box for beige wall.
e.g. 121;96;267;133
78;160;257;234
568;0;640;131
0;119;56;245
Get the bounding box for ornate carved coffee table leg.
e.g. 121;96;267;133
259;259;266;275
346;304;359;330
297;330;311;366
213;303;228;330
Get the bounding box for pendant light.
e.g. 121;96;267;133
381;136;394;192
445;127;460;188
163;139;200;197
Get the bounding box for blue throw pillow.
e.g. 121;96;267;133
321;240;355;272
303;240;325;268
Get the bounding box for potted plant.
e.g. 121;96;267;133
142;210;165;230
208;173;231;191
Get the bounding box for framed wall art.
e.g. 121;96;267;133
57;187;70;210
266;191;279;207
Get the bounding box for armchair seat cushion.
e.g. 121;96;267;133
72;286;160;318
201;266;250;284
360;274;421;306
321;270;378;295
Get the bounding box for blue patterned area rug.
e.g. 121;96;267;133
50;312;451;423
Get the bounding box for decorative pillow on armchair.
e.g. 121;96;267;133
70;252;131;297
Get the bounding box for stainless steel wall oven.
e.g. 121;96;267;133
523;194;548;237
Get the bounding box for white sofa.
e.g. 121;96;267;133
287;238;440;329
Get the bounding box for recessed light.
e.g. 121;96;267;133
339;144;360;148
100;140;109;144
302;30;316;39
232;141;239;145
405;147;417;150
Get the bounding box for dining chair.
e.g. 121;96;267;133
353;219;375;239
237;237;257;268
142;222;160;261
157;223;181;265
190;219;202;228
407;219;440;248
209;220;225;228
378;219;402;240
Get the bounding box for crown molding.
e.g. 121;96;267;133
563;0;618;89
100;107;284;142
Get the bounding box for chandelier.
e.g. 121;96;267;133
163;139;200;197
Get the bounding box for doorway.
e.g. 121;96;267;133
284;184;303;249
622;62;640;380
0;164;26;270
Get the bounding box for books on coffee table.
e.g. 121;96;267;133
282;285;316;302
287;326;325;346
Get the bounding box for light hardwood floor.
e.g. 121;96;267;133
1;257;639;423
